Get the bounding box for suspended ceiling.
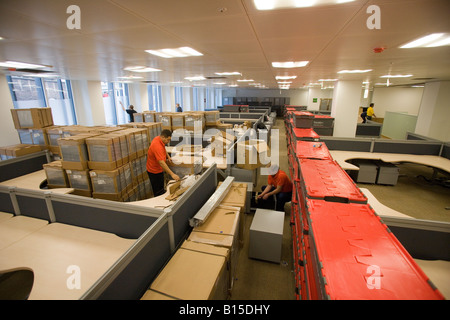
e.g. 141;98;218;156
0;0;449;90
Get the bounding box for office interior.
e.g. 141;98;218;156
0;0;449;301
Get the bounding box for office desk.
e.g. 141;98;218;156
0;222;135;300
0;170;74;194
330;150;450;174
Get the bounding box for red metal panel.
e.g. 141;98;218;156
305;199;445;300
292;128;320;141
298;159;367;204
295;141;332;160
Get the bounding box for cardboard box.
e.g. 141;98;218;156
204;111;220;125
58;134;96;170
4;144;41;158
86;134;122;170
43;160;69;188
191;205;241;291
169;155;203;178
236;139;270;170
11;108;53;129
143;240;229;300
210;134;234;157
66;169;92;194
142;111;155;123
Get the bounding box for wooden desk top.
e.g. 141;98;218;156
0;215;48;250
0;170;74;194
0;222;135;300
330;150;450;173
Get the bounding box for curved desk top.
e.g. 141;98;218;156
0;170;74;194
330;150;450;173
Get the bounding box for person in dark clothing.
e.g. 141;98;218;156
120;101;137;122
176;103;183;112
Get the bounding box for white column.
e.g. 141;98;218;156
128;83;148;112
307;87;322;111
0;76;20;146
330;80;362;137
71;80;106;126
415;81;450;141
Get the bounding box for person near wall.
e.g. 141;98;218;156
258;164;293;212
119;101;137;122
176;103;183;112
360;106;368;123
366;103;376;121
146;130;180;197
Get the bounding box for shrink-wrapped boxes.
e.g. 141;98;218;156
58;134;97;170
66;169;92;197
43;160;69;188
11;108;53;129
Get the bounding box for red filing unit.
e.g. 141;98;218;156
293;111;314;128
297;158;367;204
295;141;332;161
304;199;445;300
292;128;320;142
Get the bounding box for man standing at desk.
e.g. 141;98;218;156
258;164;293;211
147;130;180;197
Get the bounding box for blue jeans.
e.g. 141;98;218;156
262;185;292;211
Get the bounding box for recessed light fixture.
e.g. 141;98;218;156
272;61;309;68
146;47;203;58
254;0;355;10
117;75;144;79
277;81;292;84
0;60;48;69
185;76;206;81
318;79;338;81
229;84;239;87
214;82;226;85
380;74;412;78
400;33;450;48
215;71;241;76
237;79;254;82
338;69;372;74
276;75;297;80
124;66;162;73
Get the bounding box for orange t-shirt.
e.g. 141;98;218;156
146;136;167;174
268;169;293;193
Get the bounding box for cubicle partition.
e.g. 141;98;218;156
0;151;50;183
0;153;220;300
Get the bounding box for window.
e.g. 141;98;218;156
101;82;130;125
6;75;77;125
148;85;162;112
43;79;77;125
174;86;183;108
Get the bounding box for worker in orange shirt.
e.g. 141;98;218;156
258;164;293;211
147;129;180;197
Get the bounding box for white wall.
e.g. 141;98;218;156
0;76;20;146
71;80;106;126
371;87;424;117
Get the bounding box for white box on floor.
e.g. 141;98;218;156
249;209;284;263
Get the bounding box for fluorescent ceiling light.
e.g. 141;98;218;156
277;81;292;84
146;47;203;58
380;74;412;78
229;84;239;87
185;76;206;81
276;75;297;80
215;72;241;76
237;79;254;82
0;60;47;69
124;66;161;73
117;75;144;79
254;0;354;10
400;33;448;48
338;69;372;74
272;61;309;68
214;82;226;85
318;79;338;81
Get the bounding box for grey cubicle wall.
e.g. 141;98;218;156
372;139;443;155
0;153;221;300
356;121;382;137
0;151;50;183
319;136;372;152
81;164;219;300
